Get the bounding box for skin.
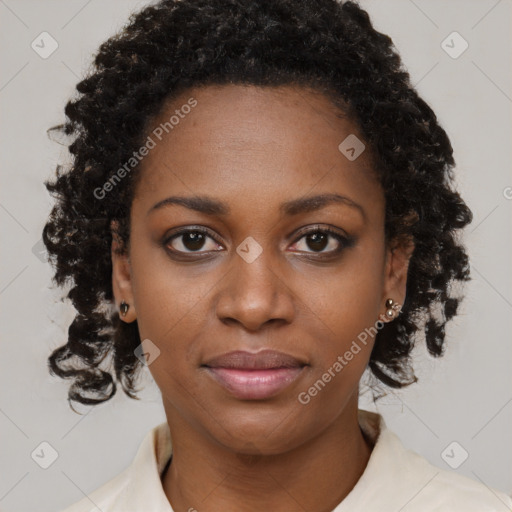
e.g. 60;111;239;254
111;84;414;512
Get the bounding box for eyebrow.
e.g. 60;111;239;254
148;193;365;219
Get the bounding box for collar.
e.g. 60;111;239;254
107;409;511;512
112;409;384;511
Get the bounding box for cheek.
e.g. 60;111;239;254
129;223;385;405
294;268;382;418
295;242;385;382
128;244;217;375
304;247;385;337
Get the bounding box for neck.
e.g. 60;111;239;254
161;399;373;512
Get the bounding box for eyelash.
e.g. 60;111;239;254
162;225;354;260
292;225;354;257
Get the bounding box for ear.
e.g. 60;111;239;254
111;220;137;323
380;235;415;322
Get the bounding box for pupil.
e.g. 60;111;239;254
184;232;205;251
181;232;329;252
307;233;327;252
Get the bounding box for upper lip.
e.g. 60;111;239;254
203;350;307;370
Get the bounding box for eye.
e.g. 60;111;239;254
290;225;354;256
162;224;354;260
163;226;223;255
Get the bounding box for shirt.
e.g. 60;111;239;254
58;409;512;511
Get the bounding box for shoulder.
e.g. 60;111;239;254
55;422;172;512
410;459;512;511
382;431;512;511
56;469;129;512
350;410;512;512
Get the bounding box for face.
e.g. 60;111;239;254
112;84;412;455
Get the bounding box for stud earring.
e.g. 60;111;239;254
120;301;130;317
385;298;401;320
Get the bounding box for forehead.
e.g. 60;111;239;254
133;84;382;221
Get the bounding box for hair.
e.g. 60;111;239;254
43;0;472;410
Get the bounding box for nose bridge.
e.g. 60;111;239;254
215;236;295;330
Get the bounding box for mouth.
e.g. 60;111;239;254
201;350;308;400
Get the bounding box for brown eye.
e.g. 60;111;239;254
179;231;207;251
303;232;330;252
291;226;355;256
164;227;223;255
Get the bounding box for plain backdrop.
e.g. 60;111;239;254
1;0;511;511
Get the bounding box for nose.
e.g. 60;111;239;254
214;243;295;332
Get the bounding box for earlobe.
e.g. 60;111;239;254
379;297;402;323
111;220;137;323
380;237;415;322
120;300;130;317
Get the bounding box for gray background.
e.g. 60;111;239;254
1;0;511;511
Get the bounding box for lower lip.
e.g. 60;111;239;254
204;367;305;400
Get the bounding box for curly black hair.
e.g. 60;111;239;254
42;0;473;410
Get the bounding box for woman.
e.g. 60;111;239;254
43;0;511;510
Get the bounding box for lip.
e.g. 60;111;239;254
203;349;306;370
202;350;307;400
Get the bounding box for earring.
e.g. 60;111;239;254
120;301;130;317
385;298;401;320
